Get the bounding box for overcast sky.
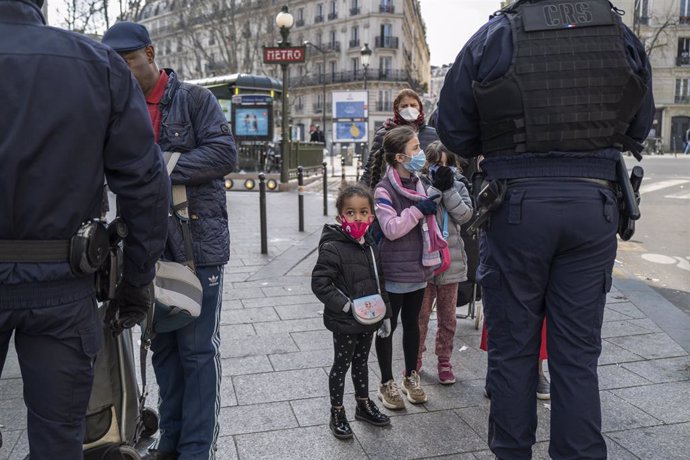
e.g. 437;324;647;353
418;0;502;66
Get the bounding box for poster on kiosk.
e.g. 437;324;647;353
332;90;368;143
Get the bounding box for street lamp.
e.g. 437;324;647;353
304;40;331;175
276;5;294;183
360;43;372;163
360;43;372;90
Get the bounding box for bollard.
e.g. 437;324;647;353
258;173;268;255
297;165;305;232
322;162;328;216
341;157;346;183
355;162;360;182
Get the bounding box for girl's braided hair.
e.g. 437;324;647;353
368;125;418;189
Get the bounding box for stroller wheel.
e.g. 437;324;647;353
118;445;141;460
141;407;160;438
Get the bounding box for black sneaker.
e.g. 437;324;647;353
330;406;353;439
355;398;391;426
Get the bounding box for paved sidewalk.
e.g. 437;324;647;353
2;178;690;459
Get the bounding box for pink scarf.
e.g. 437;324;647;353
386;167;448;269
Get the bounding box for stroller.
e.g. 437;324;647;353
83;219;159;460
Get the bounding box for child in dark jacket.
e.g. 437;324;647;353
312;184;393;439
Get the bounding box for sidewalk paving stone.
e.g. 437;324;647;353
233;368;329;405
610;381;690;424
607;333;688;360
607;422;690;460
218;402;299;436
620;356;690;384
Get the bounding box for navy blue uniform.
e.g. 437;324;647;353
437;3;653;460
0;2;169;458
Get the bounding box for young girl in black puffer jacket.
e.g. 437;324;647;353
312;184;393;440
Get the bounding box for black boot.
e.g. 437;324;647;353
355;398;391;426
330;406;353;439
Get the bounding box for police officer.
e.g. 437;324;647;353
0;1;170;458
103;21;237;460
437;1;654;459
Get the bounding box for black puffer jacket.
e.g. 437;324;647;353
312;224;392;334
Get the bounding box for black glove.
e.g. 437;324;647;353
108;280;154;334
414;194;440;215
432;166;454;191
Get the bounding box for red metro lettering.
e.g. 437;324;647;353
543;2;592;27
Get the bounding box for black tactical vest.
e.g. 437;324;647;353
473;0;646;155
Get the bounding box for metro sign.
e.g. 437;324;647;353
263;46;306;64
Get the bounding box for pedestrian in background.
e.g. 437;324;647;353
436;0;654;458
312;184;392;439
0;2;170;457
360;89;438;188
369;125;447;409
417;141;473;384
103;21;237;460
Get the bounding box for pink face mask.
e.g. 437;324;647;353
340;216;371;240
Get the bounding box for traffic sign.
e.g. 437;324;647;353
263;46;306;64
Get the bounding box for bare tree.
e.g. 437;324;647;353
50;0;144;33
632;0;679;58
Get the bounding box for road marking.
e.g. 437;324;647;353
641;253;677;264
639;179;689;195
664;190;690;200
641;253;690;272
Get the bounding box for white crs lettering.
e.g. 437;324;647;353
543;2;593;26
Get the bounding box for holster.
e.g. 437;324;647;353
467;179;507;234
615;154;644;241
69;220;109;276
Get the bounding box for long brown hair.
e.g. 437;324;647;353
368;125;418;188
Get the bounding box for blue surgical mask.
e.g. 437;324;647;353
403;150;426;173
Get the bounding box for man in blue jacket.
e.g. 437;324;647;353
0;1;170;458
103;21;237;460
437;1;654;459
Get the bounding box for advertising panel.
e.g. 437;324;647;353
332;91;368;142
231;94;273;141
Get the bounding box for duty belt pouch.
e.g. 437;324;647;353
70;220;109;275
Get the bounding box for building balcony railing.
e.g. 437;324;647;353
376;101;393;112
328;12;338;20
295;18;305;27
323;41;341;53
674;95;690;104
315;15;324;23
311;102;332;114
350;7;360;16
375;36;399;49
290;68;411;88
677;55;690;66
349;39;360;49
379;4;395;14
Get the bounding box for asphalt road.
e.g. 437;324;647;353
616;154;690;316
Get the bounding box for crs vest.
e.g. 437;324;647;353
473;0;646;155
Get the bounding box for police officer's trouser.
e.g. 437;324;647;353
478;179;617;460
151;265;223;460
0;279;100;460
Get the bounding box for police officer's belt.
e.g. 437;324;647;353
507;177;615;190
0;240;69;262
